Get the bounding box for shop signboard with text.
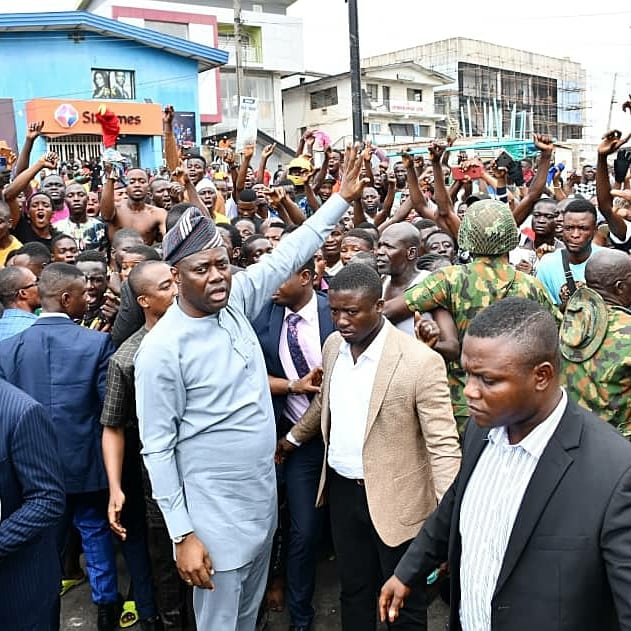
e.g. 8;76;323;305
26;99;164;136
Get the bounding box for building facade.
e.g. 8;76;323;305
364;38;587;142
78;0;304;141
0;11;226;169
282;63;452;149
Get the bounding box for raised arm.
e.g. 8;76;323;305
303;178;321;213
512;134;554;226
163;106;179;173
233;144;368;320
4;152;59;227
404;151;428;217
223;149;239;202
597;130;631;241
257;143;276;185
361;143;375;188
100;163;117;222
428;143;461;239
235;144;255;197
13;120;44;177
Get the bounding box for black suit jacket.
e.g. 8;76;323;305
396;400;631;631
0;379;65;629
252;291;335;423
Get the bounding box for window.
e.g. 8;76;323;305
369;122;382;134
382;85;390;107
389;123;415;136
407;89;423;102
366;83;379;101
310;87;338;110
145;20;189;39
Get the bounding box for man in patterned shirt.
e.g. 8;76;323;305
100;259;185;631
560;249;631;437
55;182;107;252
404;200;558;433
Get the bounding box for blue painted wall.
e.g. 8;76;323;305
0;30;201;168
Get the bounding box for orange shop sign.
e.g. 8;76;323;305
26;99;164;136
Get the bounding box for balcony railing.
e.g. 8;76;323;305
220;43;263;65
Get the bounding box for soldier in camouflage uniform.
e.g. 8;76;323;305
404;199;559;433
560;249;631;437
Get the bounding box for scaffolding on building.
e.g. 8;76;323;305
363;38;589;143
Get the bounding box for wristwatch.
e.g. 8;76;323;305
287;379;299;395
172;532;192;544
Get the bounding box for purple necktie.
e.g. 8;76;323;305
286;313;310;378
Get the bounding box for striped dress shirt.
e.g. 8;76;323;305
458;390;567;631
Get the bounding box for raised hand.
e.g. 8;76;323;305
243;144;255;160
163;105;175;127
400;151;414;170
428;142;447;164
339;143;370;203
533;133;554;154
598;130;631;157
265;186;286;206
361;141;374;162
26;120;44;141
38;151;59;170
261;143;276;159
224;149;236;167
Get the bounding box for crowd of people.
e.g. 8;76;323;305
1;106;631;631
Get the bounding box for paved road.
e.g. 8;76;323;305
61;554;449;630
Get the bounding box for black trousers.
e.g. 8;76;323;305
328;469;427;631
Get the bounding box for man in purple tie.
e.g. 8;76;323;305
253;256;335;631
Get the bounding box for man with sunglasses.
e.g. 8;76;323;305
0;265;39;340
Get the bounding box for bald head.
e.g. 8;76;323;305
585;249;631;307
377;222;420;278
381;223;420;249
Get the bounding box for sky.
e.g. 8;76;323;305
287;0;631;140
6;0;631;140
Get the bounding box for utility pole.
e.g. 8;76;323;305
347;0;363;143
234;0;243;106
607;72;618;131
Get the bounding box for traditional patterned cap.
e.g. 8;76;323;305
559;287;609;362
162;206;223;265
457;199;519;256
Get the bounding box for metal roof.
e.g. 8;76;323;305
0;11;228;72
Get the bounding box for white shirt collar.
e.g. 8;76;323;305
487;389;568;459
38;312;71;319
338;317;390;363
284;291;318;325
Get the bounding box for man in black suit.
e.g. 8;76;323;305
0;378;65;631
380;297;631;631
253;257;335;631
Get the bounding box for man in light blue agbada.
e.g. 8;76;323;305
135;147;367;631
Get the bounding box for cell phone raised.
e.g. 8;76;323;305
452;164;483;180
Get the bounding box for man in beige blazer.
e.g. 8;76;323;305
278;263;461;631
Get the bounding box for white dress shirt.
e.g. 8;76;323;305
327;320;389;479
278;292;322;423
458;389;567;631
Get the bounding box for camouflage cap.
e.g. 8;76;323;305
457;199;519;256
559;287;608;362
